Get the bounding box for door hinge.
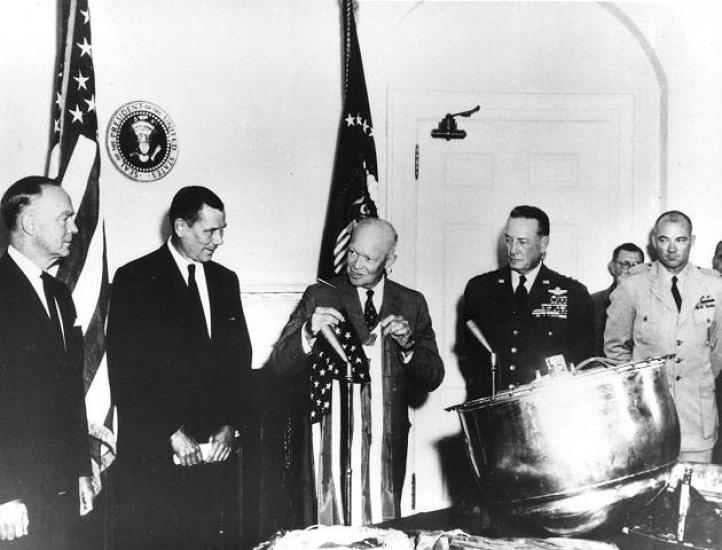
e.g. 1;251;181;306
414;143;419;180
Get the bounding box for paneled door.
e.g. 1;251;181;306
386;91;639;513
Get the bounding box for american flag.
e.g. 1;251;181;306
316;0;379;281
47;0;115;493
309;316;369;423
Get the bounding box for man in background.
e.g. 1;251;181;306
0;176;93;549
108;186;252;549
464;205;595;398
271;218;444;525
712;240;722;275
711;240;722;462
590;243;644;356
605;211;722;463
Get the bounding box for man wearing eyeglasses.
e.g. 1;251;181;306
590;243;645;356
605;211;722;463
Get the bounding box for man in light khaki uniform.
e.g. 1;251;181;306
605;210;722;463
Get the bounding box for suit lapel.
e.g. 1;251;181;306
379;280;402;322
649;262;679;314
158;245;189;294
524;264;551;315
204;262;224;339
157;245;210;336
678;266;702;324
337;277;369;342
0;254;66;354
495;266;514;311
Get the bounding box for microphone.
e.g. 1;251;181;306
466;320;498;398
320;324;350;364
465;320;493;355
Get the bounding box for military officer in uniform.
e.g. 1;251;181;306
605;210;722;463
463;205;594;398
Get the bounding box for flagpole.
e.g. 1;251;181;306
316;0;378;522
341;0;354;526
343;357;353;525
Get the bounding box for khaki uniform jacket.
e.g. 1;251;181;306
604;261;722;453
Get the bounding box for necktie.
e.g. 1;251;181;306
41;272;64;347
514;275;528;312
364;289;378;330
187;264;208;337
671;276;682;312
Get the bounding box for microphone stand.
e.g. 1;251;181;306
343;356;353;526
465;320;497;399
320;325;354;525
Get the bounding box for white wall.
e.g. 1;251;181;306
0;0;343;287
5;1;721;279
624;2;722;267
2;1;721;286
3;0;722;510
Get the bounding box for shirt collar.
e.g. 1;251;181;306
167;238;202;279
511;262;542;290
355;276;385;309
7;245;44;281
659;261;690;284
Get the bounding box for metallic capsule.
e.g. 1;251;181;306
450;357;681;535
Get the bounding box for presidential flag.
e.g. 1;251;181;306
47;0;115;493
317;0;379;282
311;1;393;526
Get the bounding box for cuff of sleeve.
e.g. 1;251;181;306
301;322;315;354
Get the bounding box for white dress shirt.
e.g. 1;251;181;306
167;239;212;337
659;262;690;298
7;245;66;344
8;245;50;313
511;261;543;292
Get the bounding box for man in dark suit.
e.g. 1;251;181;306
270;218;443;525
464;205;594;398
107;186;252;550
0;176;93;549
590;243;644;356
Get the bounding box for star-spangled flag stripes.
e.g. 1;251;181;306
316;0;379;282
309;314;369;423
47;0;115;494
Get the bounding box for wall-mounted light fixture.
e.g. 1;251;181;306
431;105;481;141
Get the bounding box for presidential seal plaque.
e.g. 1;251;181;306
106;101;178;182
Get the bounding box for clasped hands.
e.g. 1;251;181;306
306;307;414;350
171;425;235;467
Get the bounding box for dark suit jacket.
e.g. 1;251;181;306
107;244;252;470
0;253;90;520
590;284;614;357
464;264;594;396
269;275;444;515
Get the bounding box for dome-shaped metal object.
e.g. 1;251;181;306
450;357;680;535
